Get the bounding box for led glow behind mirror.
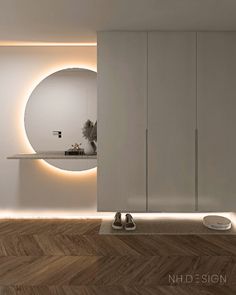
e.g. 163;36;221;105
24;68;97;171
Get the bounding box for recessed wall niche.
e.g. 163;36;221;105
24;68;97;171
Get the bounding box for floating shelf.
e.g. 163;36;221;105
7;152;97;160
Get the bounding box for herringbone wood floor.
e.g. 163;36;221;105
0;219;235;294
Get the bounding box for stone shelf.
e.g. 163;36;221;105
7;152;97;160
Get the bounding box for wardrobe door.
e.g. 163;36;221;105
148;32;196;212
198;33;236;211
97;32;147;212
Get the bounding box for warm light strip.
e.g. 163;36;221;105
0;211;113;219
0;42;97;47
0;212;234;222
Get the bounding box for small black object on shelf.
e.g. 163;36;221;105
65;149;85;156
65;143;85;156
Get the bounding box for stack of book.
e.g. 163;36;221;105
65;149;85;156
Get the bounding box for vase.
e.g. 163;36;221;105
90;141;97;154
84;141;95;155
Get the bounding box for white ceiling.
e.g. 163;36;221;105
1;0;236;43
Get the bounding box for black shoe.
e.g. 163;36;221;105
112;212;123;230
124;214;136;231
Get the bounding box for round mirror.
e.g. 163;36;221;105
24;68;97;171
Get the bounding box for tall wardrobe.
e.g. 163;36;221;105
97;31;236;212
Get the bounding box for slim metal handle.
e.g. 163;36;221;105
146;128;148;212
195;128;198;211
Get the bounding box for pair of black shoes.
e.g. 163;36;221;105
112;212;136;231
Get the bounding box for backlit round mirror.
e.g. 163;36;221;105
24;68;97;171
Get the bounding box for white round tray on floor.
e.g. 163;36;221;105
203;215;232;231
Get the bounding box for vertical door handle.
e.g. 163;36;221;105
146;128;148;212
195;128;198;211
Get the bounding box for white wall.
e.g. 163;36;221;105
0;46;100;217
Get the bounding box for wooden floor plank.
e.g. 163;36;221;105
0;256;234;286
1;234;236;256
0;219;235;294
0;219;101;236
1;285;236;295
